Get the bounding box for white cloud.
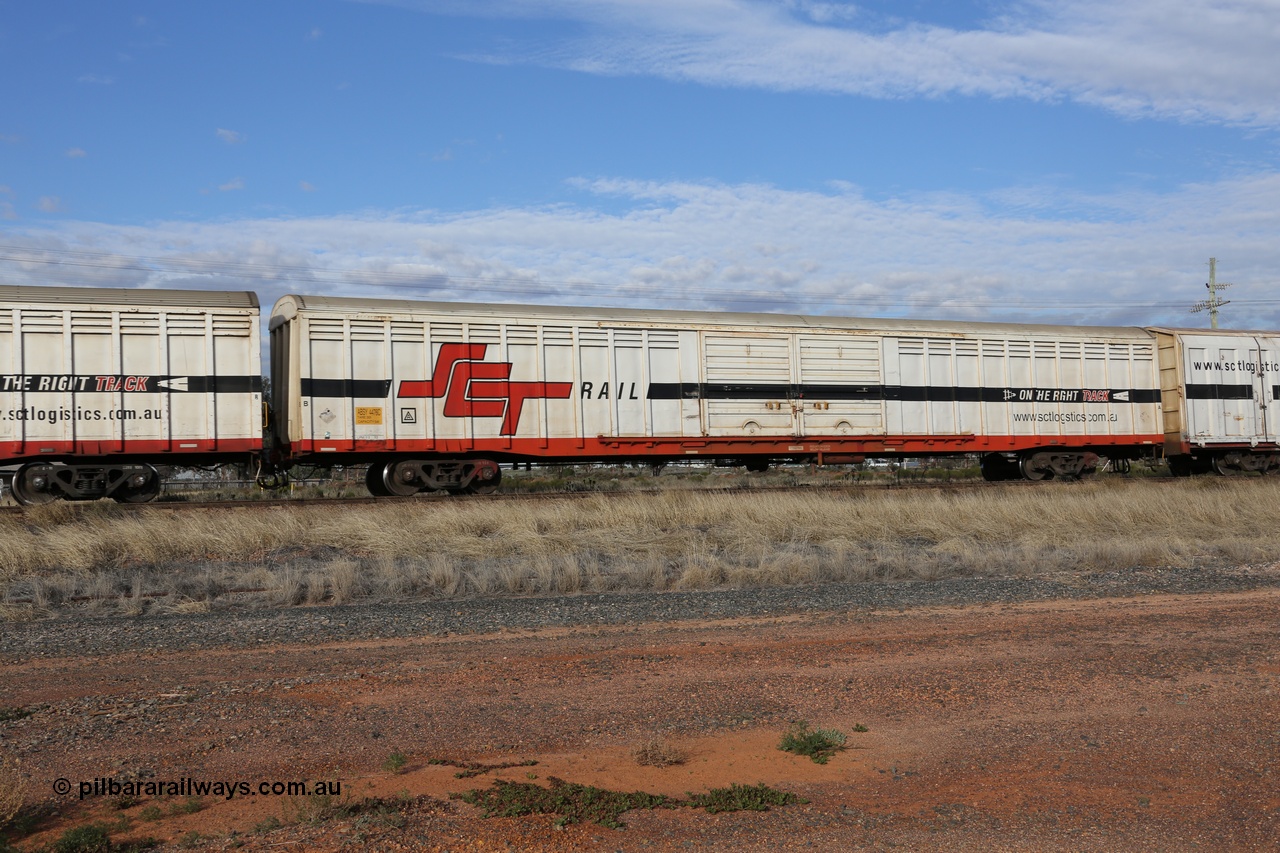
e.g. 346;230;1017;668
219;177;246;191
37;196;64;213
4;172;1280;332
216;128;247;144
300;181;317;192
400;0;1280;127
308;26;323;39
0;202;16;221
66;148;87;158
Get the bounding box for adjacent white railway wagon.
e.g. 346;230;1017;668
1;286;263;503
1155;328;1280;475
269;294;1169;493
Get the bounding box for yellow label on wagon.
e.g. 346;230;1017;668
354;406;383;425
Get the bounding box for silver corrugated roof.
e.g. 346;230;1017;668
270;293;1150;339
0;285;258;309
1147;326;1280;336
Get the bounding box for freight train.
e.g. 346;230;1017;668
2;284;1278;504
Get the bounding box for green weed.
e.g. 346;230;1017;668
381;751;408;774
169;797;204;816
453;777;672;829
454;777;804;829
51;824;112;853
684;783;807;814
778;721;848;764
427;757;539;779
251;815;282;834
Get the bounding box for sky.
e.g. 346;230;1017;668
3;0;1280;331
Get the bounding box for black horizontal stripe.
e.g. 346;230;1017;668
0;374;261;394
647;383;1160;404
701;383;791;400
886;386;982;402
181;375;262;394
796;384;882;401
889;387;1163;404
301;378;394;398
1185;383;1254;400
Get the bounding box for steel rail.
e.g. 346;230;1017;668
0;475;1187;515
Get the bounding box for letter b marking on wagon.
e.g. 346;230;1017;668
395;343;572;435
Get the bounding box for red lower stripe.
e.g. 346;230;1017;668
286;433;1170;460
1;439;262;464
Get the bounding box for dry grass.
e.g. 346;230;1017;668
631;737;689;767
3;477;1280;619
0;754;27;831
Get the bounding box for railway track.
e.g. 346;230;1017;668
0;474;1182;515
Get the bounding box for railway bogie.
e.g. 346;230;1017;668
359;457;504;496
8;460;163;504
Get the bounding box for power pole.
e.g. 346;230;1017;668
1190;257;1232;329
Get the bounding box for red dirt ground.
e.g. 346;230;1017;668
4;588;1279;851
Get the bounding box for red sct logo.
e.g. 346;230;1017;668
396;343;573;435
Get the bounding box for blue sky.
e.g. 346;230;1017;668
3;0;1280;329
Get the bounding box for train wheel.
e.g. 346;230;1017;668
466;465;502;495
10;463;58;506
365;463;393;496
112;465;161;503
383;460;423;496
1019;455;1052;481
1211;455;1241;477
1079;453;1099;478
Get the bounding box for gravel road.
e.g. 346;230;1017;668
5;559;1279;852
4;562;1276;659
